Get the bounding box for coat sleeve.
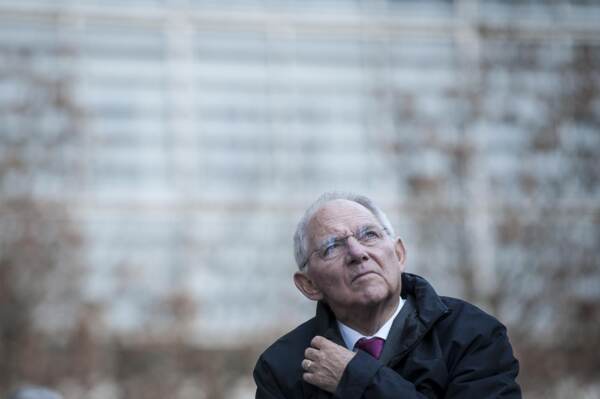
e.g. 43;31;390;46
333;351;431;399
253;355;287;399
333;324;521;399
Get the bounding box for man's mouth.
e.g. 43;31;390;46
352;271;377;282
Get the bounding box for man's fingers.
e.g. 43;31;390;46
303;372;319;386
301;359;312;371
303;371;333;393
304;347;319;360
303;336;351;393
302;372;311;383
310;335;327;348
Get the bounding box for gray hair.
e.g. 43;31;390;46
293;192;395;270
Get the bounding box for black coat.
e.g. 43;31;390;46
254;273;522;399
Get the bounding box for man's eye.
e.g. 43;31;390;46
322;243;340;258
360;229;380;241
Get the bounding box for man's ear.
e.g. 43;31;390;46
394;237;407;272
294;271;323;301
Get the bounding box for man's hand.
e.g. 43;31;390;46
301;335;356;393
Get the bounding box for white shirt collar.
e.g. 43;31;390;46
336;297;405;351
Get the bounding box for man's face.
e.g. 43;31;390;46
294;199;405;315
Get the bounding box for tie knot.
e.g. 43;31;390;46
355;337;385;359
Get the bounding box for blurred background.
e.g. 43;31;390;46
0;0;599;398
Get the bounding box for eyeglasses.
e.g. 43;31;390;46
301;225;388;269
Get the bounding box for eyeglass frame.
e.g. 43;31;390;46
300;224;390;270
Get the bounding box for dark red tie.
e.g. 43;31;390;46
356;337;385;359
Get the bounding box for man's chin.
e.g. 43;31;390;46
354;285;391;305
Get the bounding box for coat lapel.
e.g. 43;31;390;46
387;273;450;367
379;295;416;365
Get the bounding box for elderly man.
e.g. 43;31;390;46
254;192;521;398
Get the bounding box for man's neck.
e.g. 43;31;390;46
333;296;400;336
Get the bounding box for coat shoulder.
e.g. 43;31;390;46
436;296;512;362
257;317;317;371
439;296;506;333
254;317;318;396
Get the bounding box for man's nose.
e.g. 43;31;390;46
345;237;369;264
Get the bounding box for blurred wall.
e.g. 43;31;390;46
1;1;599;398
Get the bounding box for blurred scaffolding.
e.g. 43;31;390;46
0;1;599;398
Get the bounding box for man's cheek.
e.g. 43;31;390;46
319;273;345;291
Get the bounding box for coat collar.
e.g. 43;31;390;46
400;272;449;327
389;273;450;365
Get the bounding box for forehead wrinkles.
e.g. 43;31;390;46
307;200;378;244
